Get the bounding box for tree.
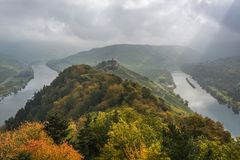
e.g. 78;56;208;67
99;119;169;160
23;140;83;160
44;112;69;144
76;127;102;159
75;113;109;159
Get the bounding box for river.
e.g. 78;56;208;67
172;71;240;137
1;66;239;137
0;63;58;125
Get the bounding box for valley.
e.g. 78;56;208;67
3;64;240;159
1;1;240;159
172;71;240;137
47;44;200;88
47;44;200;113
0;63;57;124
182;56;240;114
46;45;240;137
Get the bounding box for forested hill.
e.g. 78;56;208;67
182;56;240;113
47;44;199;110
96;60;190;112
5;64;169;129
3;64;240;159
47;44;200;73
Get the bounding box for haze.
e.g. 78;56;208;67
0;0;239;60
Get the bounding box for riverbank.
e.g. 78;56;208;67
172;71;240;137
0;67;34;100
181;60;240;115
192;79;240;114
0;63;57;125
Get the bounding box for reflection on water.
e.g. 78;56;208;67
0;63;58;125
172;71;240;137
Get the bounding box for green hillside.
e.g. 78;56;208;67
5;64;171;129
96;60;190;112
47;44;197;112
0;54;33;97
47;44;199;80
4;64;240;159
182;56;240;113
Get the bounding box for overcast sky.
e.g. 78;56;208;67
0;0;239;60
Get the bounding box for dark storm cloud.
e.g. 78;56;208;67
222;0;240;33
0;0;237;60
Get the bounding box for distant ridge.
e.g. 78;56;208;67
47;44;200;73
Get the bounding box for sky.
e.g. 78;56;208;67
0;0;239;60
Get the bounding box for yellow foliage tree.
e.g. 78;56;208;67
99;120;170;160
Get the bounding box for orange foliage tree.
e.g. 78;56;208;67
23;140;83;160
0;122;83;160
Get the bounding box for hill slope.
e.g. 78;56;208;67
5;64;170;129
96;60;189;112
47;44;199;78
0;54;33;97
4;64;240;159
182;56;240;113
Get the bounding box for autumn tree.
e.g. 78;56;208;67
0;122;83;160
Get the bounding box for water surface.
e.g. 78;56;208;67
172;71;240;137
0;63;57;124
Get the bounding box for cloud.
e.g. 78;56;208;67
0;0;237;60
222;0;240;33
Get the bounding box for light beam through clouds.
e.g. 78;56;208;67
0;0;237;60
